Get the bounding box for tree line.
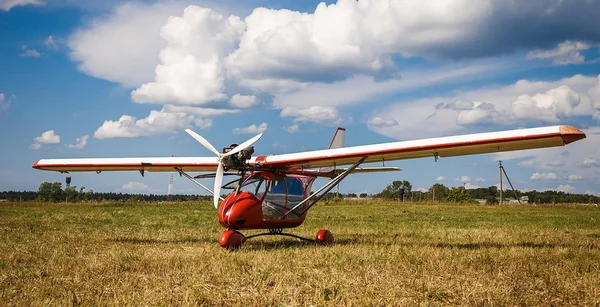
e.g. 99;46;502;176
0;180;598;204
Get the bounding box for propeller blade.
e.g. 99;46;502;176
223;133;263;157
185;129;220;156
213;163;224;208
193;172;239;179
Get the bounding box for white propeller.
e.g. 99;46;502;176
185;129;263;208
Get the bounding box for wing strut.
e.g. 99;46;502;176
284;157;366;218
174;167;225;202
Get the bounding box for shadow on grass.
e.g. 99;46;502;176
113;237;214;244
431;241;598;250
244;237;359;250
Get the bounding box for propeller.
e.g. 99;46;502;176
185;129;263;208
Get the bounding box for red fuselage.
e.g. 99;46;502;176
217;172;316;230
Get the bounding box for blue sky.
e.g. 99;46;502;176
1;0;600;196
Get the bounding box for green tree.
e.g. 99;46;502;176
37;182;53;202
429;183;450;201
359;193;368;198
49;182;65;202
65;186;79;202
378;180;412;199
446;186;475;203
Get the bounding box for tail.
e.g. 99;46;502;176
328;127;345;149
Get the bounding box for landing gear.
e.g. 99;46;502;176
315;228;334;245
218;228;335;249
219;229;246;250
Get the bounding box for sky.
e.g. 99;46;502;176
1;0;600;196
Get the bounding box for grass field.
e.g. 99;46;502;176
1;200;599;306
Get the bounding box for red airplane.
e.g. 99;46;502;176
33;125;585;249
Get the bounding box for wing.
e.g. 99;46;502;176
252;125;585;170
32;157;219;173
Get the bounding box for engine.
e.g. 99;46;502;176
222;144;254;170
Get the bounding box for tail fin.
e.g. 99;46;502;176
328;127;345;149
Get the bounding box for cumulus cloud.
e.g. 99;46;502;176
508;85;582;123
162;104;240;116
580;158;600;168
30;130;60;150
68;1;190;87
436;176;446;181
232;122;267;135
556;184;576;193
527;41;590;65
122;181;152;192
19;45;40;58
1;0;44;11
67;135;89;149
283;124;300;133
367;117;398;127
529;172;558;180
475;177;486;183
280;106;341;124
463;182;480;190
44;35;58;50
568;175;583;181
456;176;471;183
131;6;244;105
0;93;13;114
229;94;258;108
94;109;211;139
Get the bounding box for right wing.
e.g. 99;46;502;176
32;157;219;173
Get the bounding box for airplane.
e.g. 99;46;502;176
33;125;585;249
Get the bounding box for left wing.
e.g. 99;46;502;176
251;125;585;170
32;157;219;173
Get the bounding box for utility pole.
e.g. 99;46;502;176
499;161;503;205
498;160;522;205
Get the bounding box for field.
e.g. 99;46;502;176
1;200;599;306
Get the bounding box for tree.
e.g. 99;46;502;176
359;193;368;198
37;182;53;202
446;186;475;203
429;183;450;201
378;180;412;199
65;186;79;202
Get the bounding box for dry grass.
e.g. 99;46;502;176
1;200;599;306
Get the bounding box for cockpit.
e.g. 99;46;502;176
224;173;311;220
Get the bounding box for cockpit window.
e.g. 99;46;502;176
238;175;268;199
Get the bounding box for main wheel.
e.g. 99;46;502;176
315;229;334;245
219;229;246;249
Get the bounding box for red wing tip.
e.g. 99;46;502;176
337;127;346;131
559;125;586;144
32;160;41;169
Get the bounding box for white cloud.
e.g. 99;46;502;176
456;176;471;183
475;177;486;183
529;172;558;180
527;41;590;65
283;124;300;133
67;135;89;149
131;6;244;105
122;181;152;192
580;158;600;168
0;93;12;114
229;94;258;108
94;108;210;139
280;105;341;124
585;190;600;197
367;117;398;127
1;0;44;11
568;175;583;181
463;183;481;190
232;122;267;135
370;74;599;140
19;45;40;58
44;35;58;50
436;176;446;181
30;130;60;150
162;104;240;116
68;1;190;87
556;184;576;193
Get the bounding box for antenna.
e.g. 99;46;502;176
167;154;174;201
497;160;521;205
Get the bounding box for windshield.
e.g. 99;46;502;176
238;174;268;199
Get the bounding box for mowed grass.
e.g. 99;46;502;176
1;201;599;306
